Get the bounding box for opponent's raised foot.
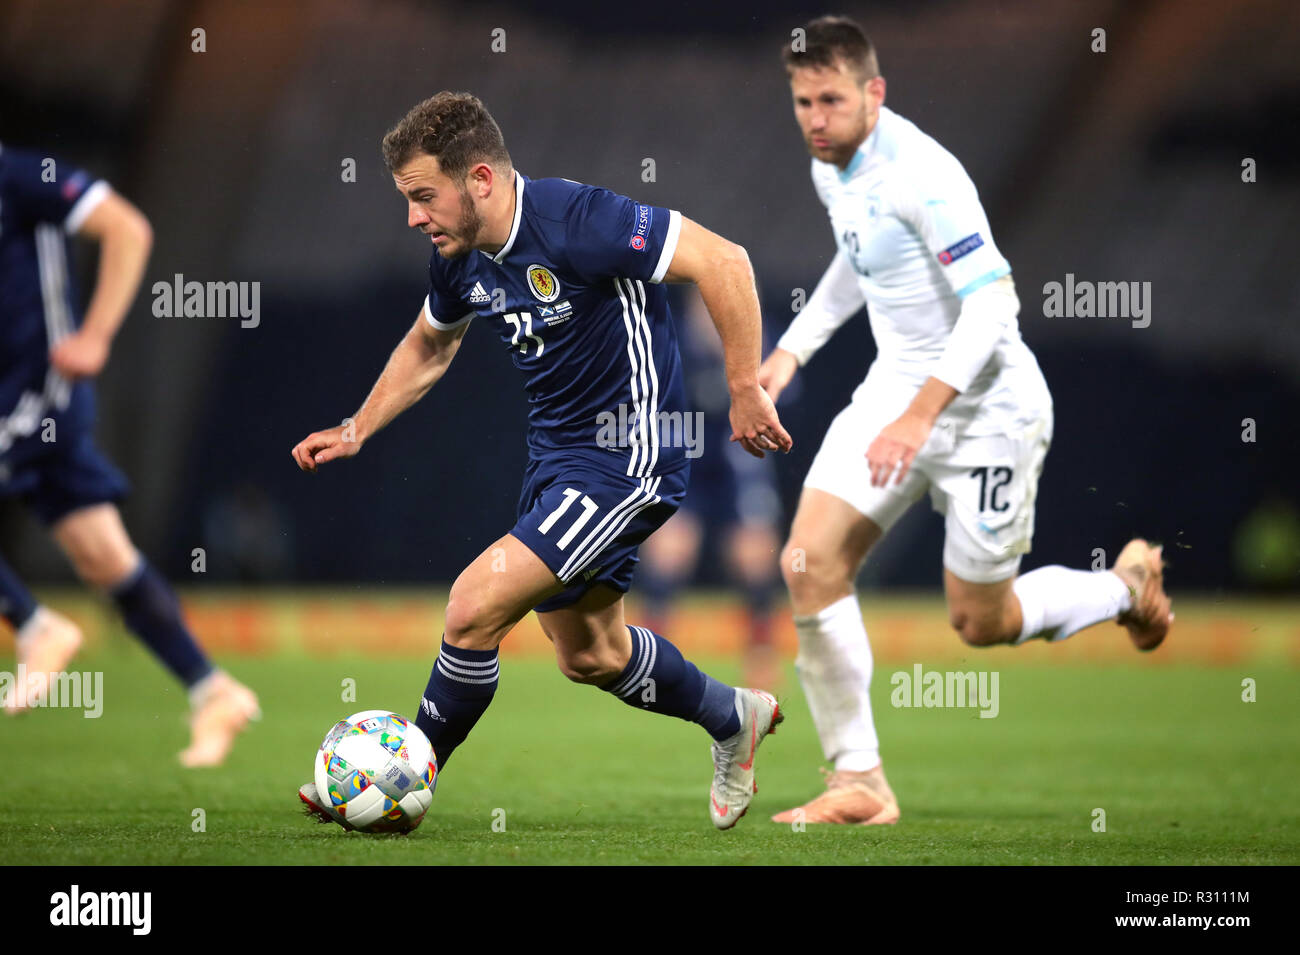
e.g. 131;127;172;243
1112;538;1174;652
178;673;260;767
771;766;901;825
709;688;783;830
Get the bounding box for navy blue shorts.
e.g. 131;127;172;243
0;430;129;525
512;454;688;613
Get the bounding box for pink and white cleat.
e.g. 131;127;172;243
709;688;784;830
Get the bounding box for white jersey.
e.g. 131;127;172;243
778;105;1050;436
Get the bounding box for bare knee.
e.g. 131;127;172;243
54;516;138;590
443;585;510;651
781;539;852;612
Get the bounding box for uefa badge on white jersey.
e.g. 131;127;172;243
527;264;561;303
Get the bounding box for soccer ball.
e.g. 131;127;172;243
314;709;437;833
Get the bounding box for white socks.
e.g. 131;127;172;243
793;593;881;772
1012;565;1132;644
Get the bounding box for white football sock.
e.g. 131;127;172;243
1012;565;1132;644
793;593;881;772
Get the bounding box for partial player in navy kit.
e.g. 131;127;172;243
0;143;259;763
292;92;792;829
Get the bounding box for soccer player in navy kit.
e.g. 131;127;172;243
293;92;792;829
0;143;259;764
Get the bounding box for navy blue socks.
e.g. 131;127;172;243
603;626;740;740
111;559;213;687
414;639;499;768
0;553;38;631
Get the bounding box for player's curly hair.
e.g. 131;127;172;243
381;92;512;183
784;15;880;82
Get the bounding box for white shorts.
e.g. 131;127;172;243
803;396;1053;584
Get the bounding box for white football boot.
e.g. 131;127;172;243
709;688;783;830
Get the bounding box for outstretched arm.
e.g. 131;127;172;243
663;216;792;458
291;309;469;472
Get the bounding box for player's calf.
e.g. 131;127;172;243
555;643;628;685
949;608;1019;647
945;571;1021;647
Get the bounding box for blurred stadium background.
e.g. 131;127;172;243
1;0;1297;665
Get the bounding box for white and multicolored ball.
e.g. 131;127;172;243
314;709;437;833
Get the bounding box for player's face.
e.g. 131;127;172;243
393;155;484;259
789;64;883;169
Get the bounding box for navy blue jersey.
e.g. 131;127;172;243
0;144;108;459
424;173;689;476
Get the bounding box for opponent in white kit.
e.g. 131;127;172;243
758;16;1174;825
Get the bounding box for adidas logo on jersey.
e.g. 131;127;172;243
468;282;491;305
421;697;447;722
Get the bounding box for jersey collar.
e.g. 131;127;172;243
486;170;525;263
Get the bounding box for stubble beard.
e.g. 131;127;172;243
437;187;485;260
808;106;872;169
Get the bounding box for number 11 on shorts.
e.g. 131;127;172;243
538;488;599;550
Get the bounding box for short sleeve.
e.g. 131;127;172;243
564;186;681;285
423;256;475;331
4;149;110;234
894;168;1010;299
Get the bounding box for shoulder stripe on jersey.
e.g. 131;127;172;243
63;180;110;235
631;279;660;474
625;278;652;476
615;281;644;474
34;224;73;410
954;265;1011;299
650;209;682;284
556;476;662;583
422;294;475;331
615;278;660;477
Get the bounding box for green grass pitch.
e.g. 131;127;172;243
1;651;1297;865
